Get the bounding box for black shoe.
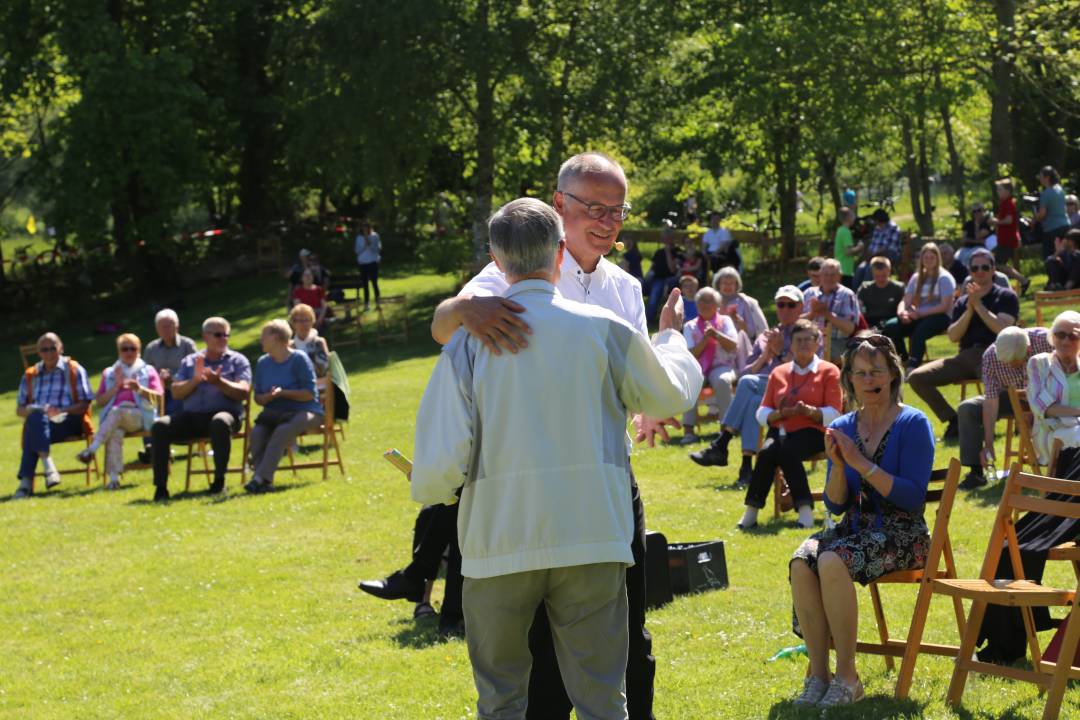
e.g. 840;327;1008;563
690;443;728;467
438;617;466;640
358;571;424;602
137;450;151;465
736;463;753;488
153;486;170;502
943;419;959;442
959;471;987;490
1020;277;1032;297
208;477;226;495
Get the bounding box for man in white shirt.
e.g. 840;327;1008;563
701;211;739;274
412;197;701;720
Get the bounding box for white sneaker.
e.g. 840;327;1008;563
44;470;61;490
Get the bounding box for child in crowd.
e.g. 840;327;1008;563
679;276;700;322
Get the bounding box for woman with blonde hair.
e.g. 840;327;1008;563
288;303;330;376
882;242;956;372
78;333;163;489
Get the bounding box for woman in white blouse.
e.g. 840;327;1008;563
881;242;956;372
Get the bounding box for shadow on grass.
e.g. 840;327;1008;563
967;480;1006;508
124;479;314;506
390;616;458;650
735;518;790;537
951;700;1049;720
768;693;924;719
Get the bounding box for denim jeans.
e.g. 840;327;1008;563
19;411;85;480
721;374;768;453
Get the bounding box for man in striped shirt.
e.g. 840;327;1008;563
956;326;1052;489
15;333;93;498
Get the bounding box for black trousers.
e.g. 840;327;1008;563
744;427;824;510
526;469;654;720
358;261;380;304
151;411;239;489
403;503;463;622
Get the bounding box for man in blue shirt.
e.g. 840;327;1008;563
149;316;252;501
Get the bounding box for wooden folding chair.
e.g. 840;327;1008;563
1035;288;1080;328
1007;387;1045;475
692;386;721;430
375;294;409;344
771;448;827;519
851;458;966;697
178;392;252;492
285;377;345;480
30;430;100;489
957;377;982;401
934;464;1080;720
19;344;38;369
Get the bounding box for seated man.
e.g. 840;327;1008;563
689;285;803;485
852;209;901;286
796;256;823;292
411;197;701;720
856;256;904;329
802;258;858;365
701;210;740;273
14;333;93;498
956;326;1052;490
908;248;1019;441
642;225;682;321
150;316;252;501
1045;228;1080;291
143;309;197;416
957;203;991;268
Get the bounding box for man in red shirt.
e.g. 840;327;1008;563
990;178;1030;295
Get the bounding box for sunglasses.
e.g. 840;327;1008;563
209;332;230;339
776;300;800;309
38;346;58;353
846;333;895;351
970;263;993;272
1054;330;1080;341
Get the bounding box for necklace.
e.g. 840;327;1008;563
857;405;899;453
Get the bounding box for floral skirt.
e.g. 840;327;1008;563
790;504;929;637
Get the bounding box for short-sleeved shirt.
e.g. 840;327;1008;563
905;270;956;309
175;349;252;416
996;196;1019;248
962;218;991;246
17;358;93;408
981;328;1052;399
803;284;860;343
746;324;795;377
702;227;733;255
682;314;738;371
291;285;326;309
355;232;381;264
648;247;681;280
868;221;901;262
950;283;1020;350
857;279;905;322
834;225;855;276
96;364;163;405
143;335;198;377
254;351;322;416
1041;185;1070;232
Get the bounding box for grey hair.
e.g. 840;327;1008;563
839;206;854;222
155;308;179;325
695;287;720;305
1051;311;1080;346
556;152;627;191
938;242;954;254
37;332;62;350
202;316;231;334
488;198;563;278
712;266;743;292
262;319;293;344
995;326;1031;363
820;258;842;273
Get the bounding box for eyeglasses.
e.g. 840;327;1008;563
38;346;58;353
776;300;800;309
119;346;138;353
210;332;230;339
560;191;631;221
970;263;993;273
1054;330;1080;341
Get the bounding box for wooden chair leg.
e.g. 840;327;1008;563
946;600;989;706
1042;609;1080;720
773;469;783;519
895;579;934;698
286;445;298;476
321;429;329;481
868;583;896;672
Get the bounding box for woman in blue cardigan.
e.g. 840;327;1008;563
788;334;934;708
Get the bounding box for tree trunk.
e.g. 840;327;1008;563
469;0;495;263
235;1;278;227
773;124;799;262
936;71;965;214
819;152;842;215
915;111;935;235
989;0;1015;179
900;114;930;236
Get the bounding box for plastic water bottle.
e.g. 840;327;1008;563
768;643;808;662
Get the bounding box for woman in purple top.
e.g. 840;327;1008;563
788;334;934;708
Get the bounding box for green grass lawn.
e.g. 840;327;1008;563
1;262;1078;719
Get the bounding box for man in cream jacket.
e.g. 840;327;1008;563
411;198;702;720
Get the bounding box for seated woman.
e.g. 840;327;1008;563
1029;310;1080;468
288;303;330;377
712;266;768;342
789;334;934;708
245;320;324;494
680;287;738;445
738;319;842;530
78;334;163;489
882;242;956;372
289;269;328;327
